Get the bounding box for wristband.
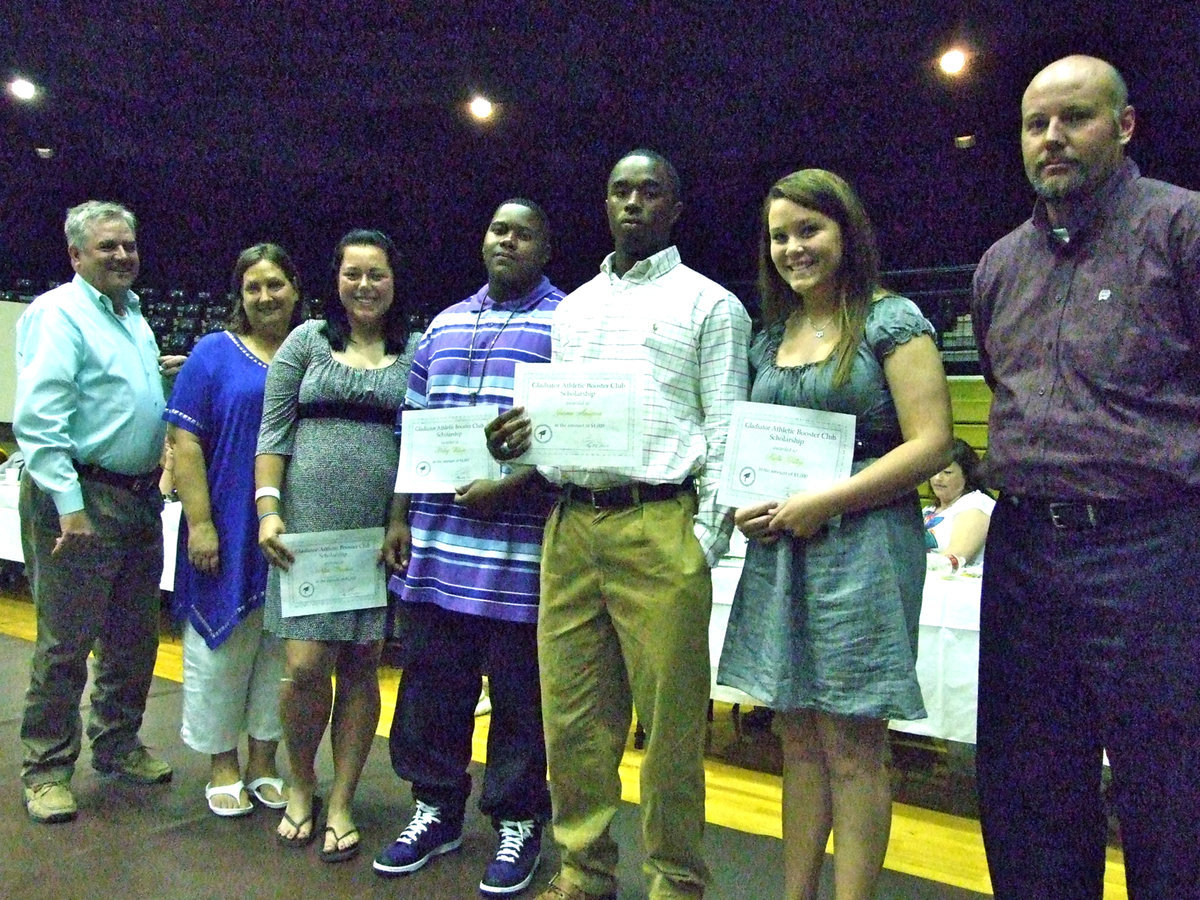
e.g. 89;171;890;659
258;511;281;522
255;487;281;501
946;554;961;573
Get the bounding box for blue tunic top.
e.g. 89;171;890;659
164;332;271;649
390;278;563;624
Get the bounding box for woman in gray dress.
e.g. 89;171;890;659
717;171;952;899
255;230;419;863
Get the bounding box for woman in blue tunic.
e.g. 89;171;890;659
164;244;304;816
717;170;952;899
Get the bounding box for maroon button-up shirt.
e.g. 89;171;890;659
972;159;1200;499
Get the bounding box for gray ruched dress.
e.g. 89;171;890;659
257;319;418;642
717;295;931;720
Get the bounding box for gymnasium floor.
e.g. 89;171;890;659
0;590;1129;899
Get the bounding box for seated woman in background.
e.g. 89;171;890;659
923;437;994;572
163;243;305;816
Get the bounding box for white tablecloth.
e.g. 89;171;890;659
0;478;181;592
708;546;982;743
3;476;981;738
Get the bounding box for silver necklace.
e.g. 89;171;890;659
466;299;521;405
805;312;837;339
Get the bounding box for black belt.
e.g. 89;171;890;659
75;462;161;495
1002;494;1135;531
561;478;695;509
297;401;395;425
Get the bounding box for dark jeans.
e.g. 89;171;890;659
977;493;1200;900
19;473;164;786
388;602;550;827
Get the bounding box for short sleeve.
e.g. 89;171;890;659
747;323;783;377
163;333;219;437
396;328;431;437
960;490;996;517
865;295;935;360
257;321;315;457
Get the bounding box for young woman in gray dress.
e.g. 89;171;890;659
717;171;952;899
255;230;419;862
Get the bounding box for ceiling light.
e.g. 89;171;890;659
954;135;976;150
469;95;494;120
939;49;967;76
8;77;38;101
35;147;55;159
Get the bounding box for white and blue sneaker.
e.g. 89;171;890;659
479;819;541;896
373;801;463;875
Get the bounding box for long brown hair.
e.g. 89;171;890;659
758;169;882;386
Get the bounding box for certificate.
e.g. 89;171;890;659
395;405;502;493
717;401;856;508
278;528;386;618
512;363;644;466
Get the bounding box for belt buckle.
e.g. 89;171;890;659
1048;501;1098;530
1048;503;1069;529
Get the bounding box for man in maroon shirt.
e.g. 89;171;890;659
972;55;1200;899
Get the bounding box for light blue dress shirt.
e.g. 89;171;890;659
14;274;166;515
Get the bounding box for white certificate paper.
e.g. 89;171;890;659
718;401;856;508
395;405;502;493
278;528;387;618
512;363;644;466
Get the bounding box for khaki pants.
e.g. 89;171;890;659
539;491;711;899
19;473;163;786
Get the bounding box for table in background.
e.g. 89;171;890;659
2;477;984;739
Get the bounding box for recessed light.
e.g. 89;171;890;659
8;77;38;101
939;49;968;76
469;95;494;120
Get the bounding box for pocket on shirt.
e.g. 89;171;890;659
1068;279;1187;394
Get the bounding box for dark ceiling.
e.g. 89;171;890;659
3;1;1197;315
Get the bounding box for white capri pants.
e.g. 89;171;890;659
180;606;284;754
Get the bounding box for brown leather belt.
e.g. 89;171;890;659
561;478;695;509
75;462;161;495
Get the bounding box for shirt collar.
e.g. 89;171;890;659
468;275;553;312
74;273;140;316
1031;158;1138;247
599;245;681;284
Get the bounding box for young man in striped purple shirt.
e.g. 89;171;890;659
374;199;560;895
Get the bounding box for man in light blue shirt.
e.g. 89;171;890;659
14;201;178;824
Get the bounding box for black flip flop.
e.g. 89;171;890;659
276;796;322;849
318;825;361;864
